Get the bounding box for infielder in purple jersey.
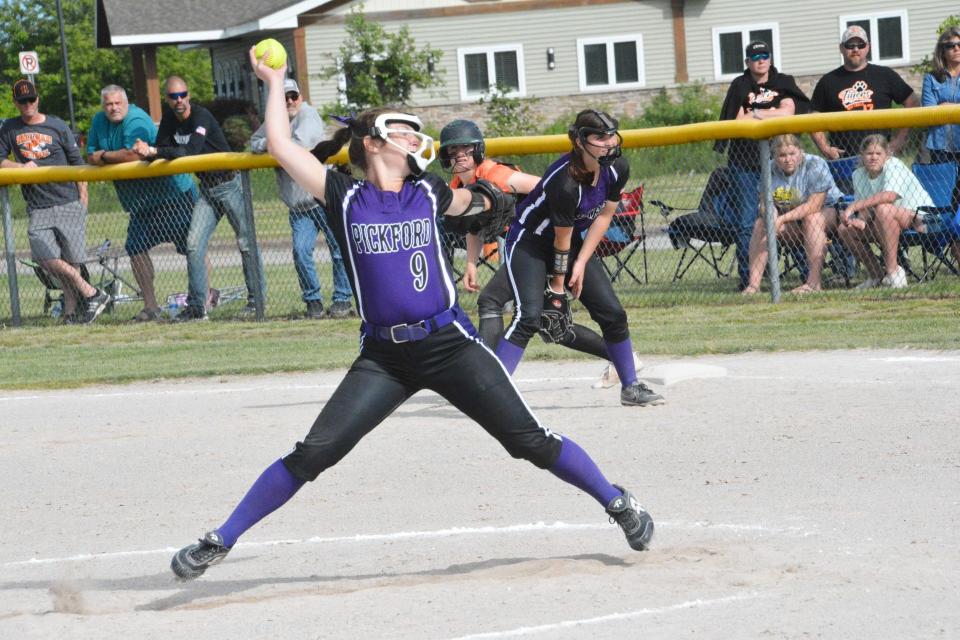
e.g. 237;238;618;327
493;110;664;407
169;50;654;580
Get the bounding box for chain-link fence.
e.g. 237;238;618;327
3;111;960;327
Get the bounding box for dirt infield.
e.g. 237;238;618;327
1;350;958;639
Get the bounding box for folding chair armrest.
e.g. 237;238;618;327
649;199;696;220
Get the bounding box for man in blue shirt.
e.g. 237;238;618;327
87;85;199;321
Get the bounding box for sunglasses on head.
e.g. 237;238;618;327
284;92;300;102
16;96;37;105
844;42;868;50
941;41;960;50
749;52;770;62
167;91;189;100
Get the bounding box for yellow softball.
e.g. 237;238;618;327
254;38;287;70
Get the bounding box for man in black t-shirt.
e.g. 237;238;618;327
133;76;265;321
811;26;918;160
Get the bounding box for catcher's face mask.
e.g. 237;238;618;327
370;113;436;176
574;110;623;167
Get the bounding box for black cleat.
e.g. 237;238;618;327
607;485;654;551
171;530;231;580
620;381;665;407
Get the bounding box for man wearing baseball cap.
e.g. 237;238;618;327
811;25;918;161
249;78;354;320
0;79;112;323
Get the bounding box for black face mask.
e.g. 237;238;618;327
579;131;623;167
597;145;622;167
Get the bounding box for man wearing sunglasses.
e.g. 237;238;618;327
133;76;265;321
249;78;353;319
716;41;810;290
811;26;918;161
0;79;112;323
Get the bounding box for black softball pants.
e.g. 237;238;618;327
501;231;630;349
478;263;610;358
282;324;563;481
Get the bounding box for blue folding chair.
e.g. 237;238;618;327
900;163;960;282
827;156;859;197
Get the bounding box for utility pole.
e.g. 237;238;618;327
55;0;77;131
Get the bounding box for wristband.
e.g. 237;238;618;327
552;249;569;276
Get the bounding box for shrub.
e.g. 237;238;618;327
479;85;542;138
638;83;721;128
222;116;254;152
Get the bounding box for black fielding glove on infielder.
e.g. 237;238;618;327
444;179;516;238
539;287;574;343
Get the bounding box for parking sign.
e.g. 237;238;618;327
19;51;40;75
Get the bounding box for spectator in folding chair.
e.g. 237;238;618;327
251;79;354;320
837;135;933;289
0;79;111;324
86;84;199;322
440;119;643;391
133;76;265;321
921;26;960;266
715;40;810;290
742;134;844;295
492;109;663;407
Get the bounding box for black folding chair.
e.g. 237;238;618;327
651;168;738;282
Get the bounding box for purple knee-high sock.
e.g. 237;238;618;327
494;339;526;374
606;338;638;387
549;437;622;507
216;459;305;548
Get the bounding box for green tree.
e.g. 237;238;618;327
478;84;542;138
912;14;960;76
322;5;443;109
0;0;212;130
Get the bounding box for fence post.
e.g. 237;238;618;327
759;138;780;303
1;187;22;327
240;170;266;321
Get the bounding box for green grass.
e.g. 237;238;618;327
2;292;958;390
4;161;960;390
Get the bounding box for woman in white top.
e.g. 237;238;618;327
742;134;843;294
837;134;933;289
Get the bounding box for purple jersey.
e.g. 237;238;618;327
323;171;460;327
511;154;629;242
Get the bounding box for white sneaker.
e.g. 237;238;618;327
881;266;907;289
592;352;643;389
855;277;881;290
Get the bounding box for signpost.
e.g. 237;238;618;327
18;51;40;83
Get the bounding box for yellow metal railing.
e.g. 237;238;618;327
2;105;960;186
